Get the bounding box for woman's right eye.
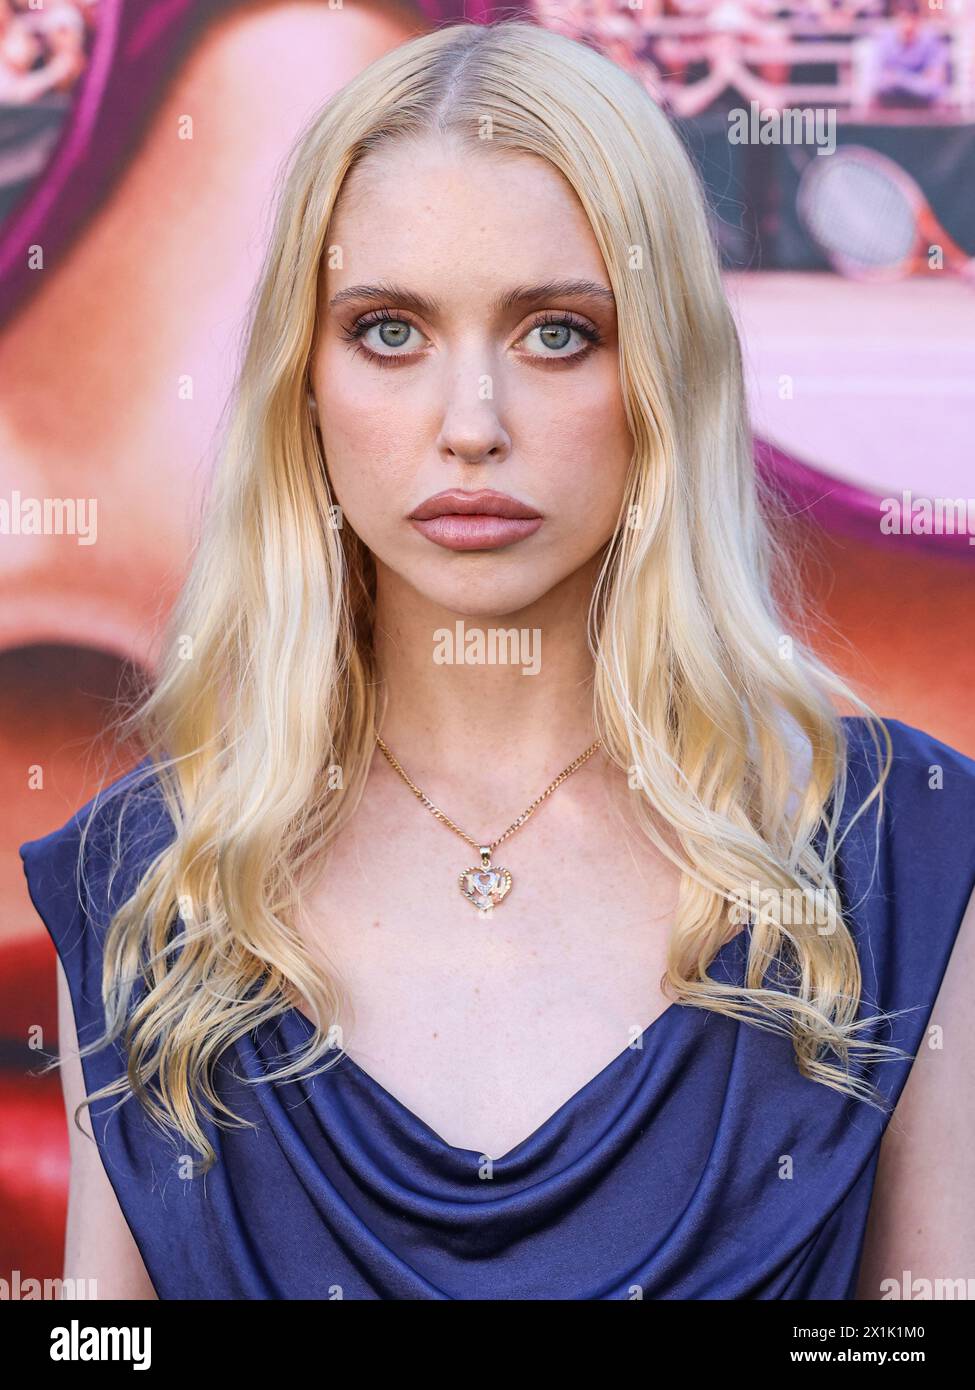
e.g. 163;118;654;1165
342;312;427;361
362;319;418;352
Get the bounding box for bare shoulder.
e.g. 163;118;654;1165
56;959;158;1300
855;881;975;1299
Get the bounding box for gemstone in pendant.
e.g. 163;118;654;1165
458;862;512;912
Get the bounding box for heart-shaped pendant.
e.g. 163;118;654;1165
459;847;512;913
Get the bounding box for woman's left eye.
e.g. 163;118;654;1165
520;316;601;358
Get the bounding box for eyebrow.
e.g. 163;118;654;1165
327;278;616;317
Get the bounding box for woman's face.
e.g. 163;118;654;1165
310;135;633;618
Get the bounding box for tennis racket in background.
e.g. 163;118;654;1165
794;145;975;285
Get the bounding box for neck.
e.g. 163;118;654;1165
370;556;603;812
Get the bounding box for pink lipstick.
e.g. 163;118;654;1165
408;489;543;552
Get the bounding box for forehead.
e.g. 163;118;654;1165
323;134;609;295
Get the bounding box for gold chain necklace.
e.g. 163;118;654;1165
374;732;603;914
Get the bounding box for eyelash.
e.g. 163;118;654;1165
339;307;603;369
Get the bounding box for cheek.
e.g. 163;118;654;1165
543;392;631;541
318;410;417;547
314;352;408;520
561;461;628;547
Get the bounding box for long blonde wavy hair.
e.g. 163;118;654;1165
62;19;902;1170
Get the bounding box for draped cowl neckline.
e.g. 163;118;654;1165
269;924;752;1167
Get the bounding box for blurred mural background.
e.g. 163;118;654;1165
1;0;972;1287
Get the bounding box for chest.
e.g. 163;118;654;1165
292;776;683;1159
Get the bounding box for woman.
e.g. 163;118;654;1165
20;19;975;1300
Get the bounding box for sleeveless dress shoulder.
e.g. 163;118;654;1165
19;717;975;1300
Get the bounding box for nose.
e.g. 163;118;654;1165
436;386;512;469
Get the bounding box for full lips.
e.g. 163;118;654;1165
410;514;543;551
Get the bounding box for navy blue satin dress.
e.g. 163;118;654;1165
19;717;975;1299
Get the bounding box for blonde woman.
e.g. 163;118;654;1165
20;19;975;1301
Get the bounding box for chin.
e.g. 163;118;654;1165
400;564;563;621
